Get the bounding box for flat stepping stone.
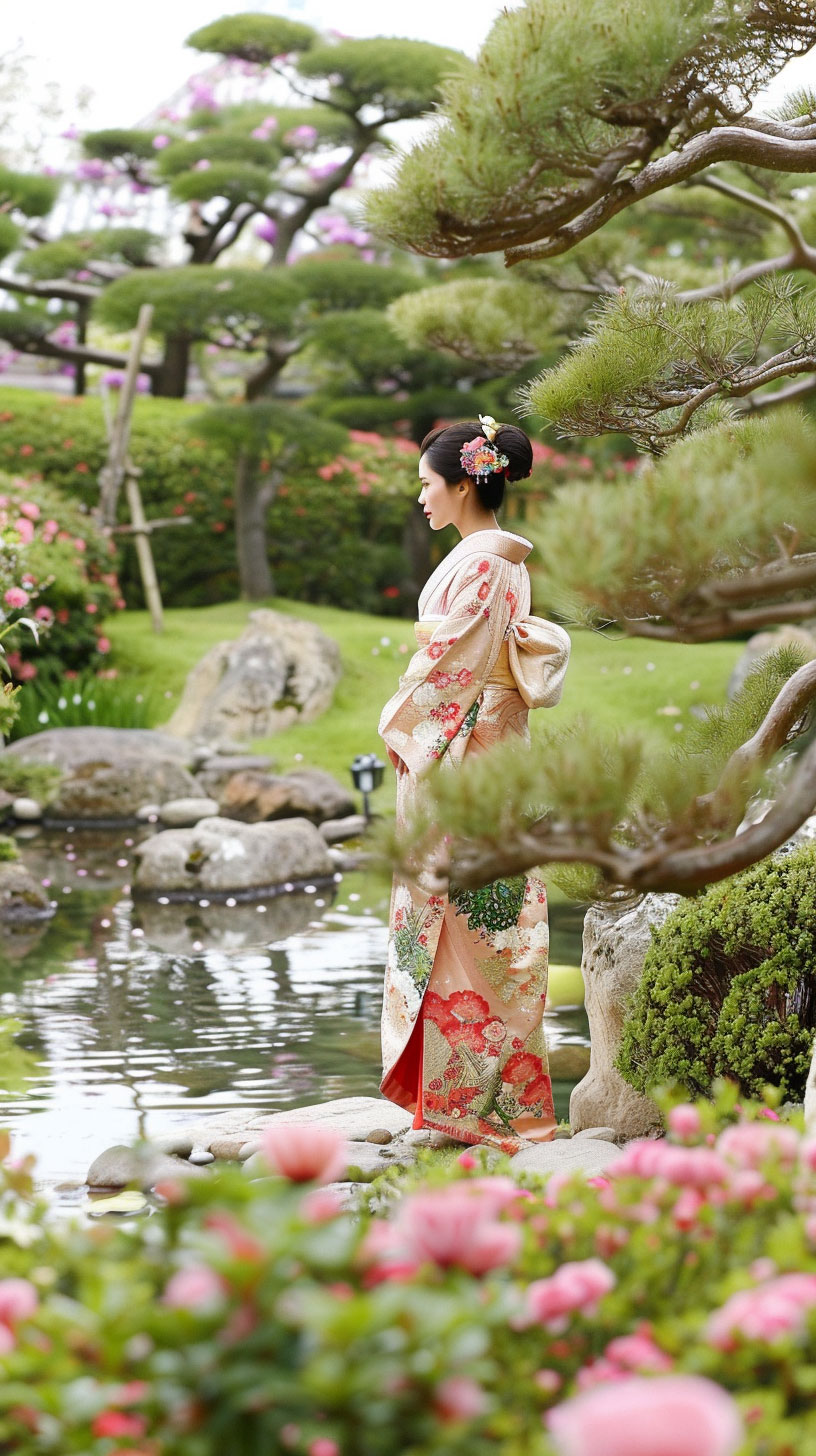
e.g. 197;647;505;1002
169;1096;414;1160
511;1137;623;1178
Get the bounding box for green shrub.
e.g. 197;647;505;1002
0;1088;815;1452
0;834;17;860
617;841;816;1101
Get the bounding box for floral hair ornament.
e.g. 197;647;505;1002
460;415;510;478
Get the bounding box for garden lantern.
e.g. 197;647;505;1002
350;753;384;821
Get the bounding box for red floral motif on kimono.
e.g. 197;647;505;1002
427;642;445;660
429;700;461;724
457;668;473;687
477;559;490;573
505;588;517;615
477;580;491;602
429;669;453;689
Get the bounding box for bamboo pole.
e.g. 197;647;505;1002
98;303;154;528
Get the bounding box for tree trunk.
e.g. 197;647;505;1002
402;502;431;611
235;449;275;599
74;300;89;397
157;334;190;398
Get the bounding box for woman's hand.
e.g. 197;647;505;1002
387;746;408;776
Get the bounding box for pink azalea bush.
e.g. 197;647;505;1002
1;1088;816;1451
0;469;120;692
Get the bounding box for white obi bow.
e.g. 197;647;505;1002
505;615;571;709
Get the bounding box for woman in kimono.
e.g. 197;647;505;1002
378;417;571;1154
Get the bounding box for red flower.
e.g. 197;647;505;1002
457;668;473;686
429;669;452;688
505;589;517;613
211;521;227;533
382;586;400;598
501;1051;544;1085
91;1411;148;1439
19;444;34;457
428;642;445;660
477;560;490;573
477;581;490;601
483;607;490;618
172;504;186;516
448;990;490;1023
518;1074;553;1110
440;701;460;722
447;1020;488;1054
75;461;89;473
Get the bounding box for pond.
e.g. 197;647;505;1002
0;828;589;1204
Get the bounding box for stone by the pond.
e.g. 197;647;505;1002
570;893;678;1142
511;1137;623;1177
319;814;368;844
0;862;54;923
12;797;42;821
366;1128;393;1145
86;1143;209;1192
136;803;161;822
166;609;342;742
132;815;334;897
86;1190;149;1217
195;754;277;799
4;727;201;822
166;1096;414;1158
218;767;356;826
154;1133;195;1158
159;797;220;827
572;1125;618;1143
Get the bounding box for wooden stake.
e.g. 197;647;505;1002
98;303;154;528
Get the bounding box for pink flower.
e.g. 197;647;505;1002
85;601;98;614
612;1139;727;1189
3;587;28;608
717;1121;799;1171
707;1273;816;1349
457;1152;478;1171
152;133;170;149
668;1104;702;1140
162;1265;226;1310
308;1440;339;1456
434;1376;489;1422
92;1410;148;1439
12;518;34;544
301;1187;345;1224
547;1374;743;1456
0;1278;37;1325
260;1123;346;1183
18;501;39;520
393;1186;521;1275
604;1331;673;1374
96;637;111;654
524;1259;616;1332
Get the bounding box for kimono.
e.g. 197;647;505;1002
377;528;571;1154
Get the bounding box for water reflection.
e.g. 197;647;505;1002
0;829;588;1197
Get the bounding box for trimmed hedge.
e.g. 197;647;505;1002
616;840;816;1101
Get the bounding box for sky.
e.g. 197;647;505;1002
8;0;504;136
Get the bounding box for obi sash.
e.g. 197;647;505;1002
414;615;570;710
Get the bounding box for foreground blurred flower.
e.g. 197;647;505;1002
523;1259;616;1332
547;1374;743;1456
434;1375;489;1422
162;1265;226;1310
0;1278;37;1327
259;1123;346;1184
392;1185;522;1276
706;1272;816;1349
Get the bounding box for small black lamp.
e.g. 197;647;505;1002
350;752;385;821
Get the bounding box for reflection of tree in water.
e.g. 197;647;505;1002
0;888;386;1117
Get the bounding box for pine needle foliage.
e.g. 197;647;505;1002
374;637;808;900
296;38;463;116
521;276;816;449
156;134;281;178
387;277;562;369
616;839;816;1099
186;14;317;63
20;230;160;281
95;267;305;345
527;408;816;632
364;0;814;257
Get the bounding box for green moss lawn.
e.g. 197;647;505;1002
108;597;744;851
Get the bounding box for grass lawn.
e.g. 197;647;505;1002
107;596;745;894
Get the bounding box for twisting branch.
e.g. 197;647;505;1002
428;665;816;897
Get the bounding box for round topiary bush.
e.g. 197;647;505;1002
616;840;816;1102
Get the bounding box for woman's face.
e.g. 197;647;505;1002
418;452;462;531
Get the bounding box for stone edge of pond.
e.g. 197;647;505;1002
129;872;341;904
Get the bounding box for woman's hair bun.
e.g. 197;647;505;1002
492;423;533;483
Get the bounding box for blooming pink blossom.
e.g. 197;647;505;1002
524;1259;616;1332
308;1440;339;1456
12;518;34;544
0;1278;37;1325
259;1122;346;1183
392;1186;522;1276
604;1331;673;1373
301;1187;345;1224
668;1104;702;1140
96;637;111;654
4;587;28;608
434;1375;489;1422
717;1121;799;1171
152;134;170;149
612;1139;727;1188
707;1272;816;1349
18;501;39;521
547;1374;743;1456
162;1264;226;1310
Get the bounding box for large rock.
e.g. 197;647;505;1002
132;814;335;897
166;609;342;743
194;754;277;799
570;893;681;1141
219;767;356;825
3;727;201;822
727;624;816;699
0;861;54;923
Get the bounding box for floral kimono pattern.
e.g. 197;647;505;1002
378;528;571;1154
